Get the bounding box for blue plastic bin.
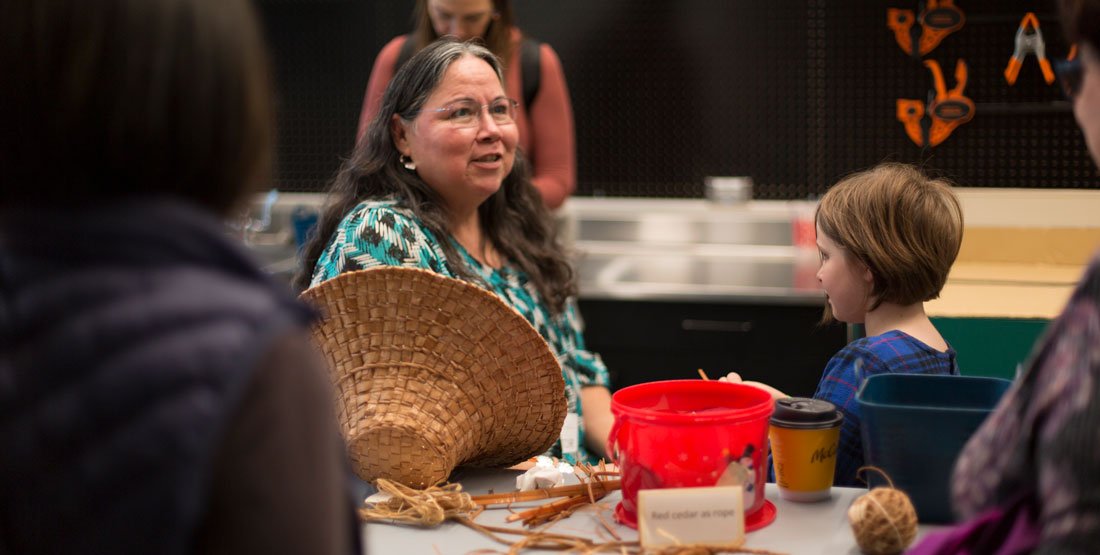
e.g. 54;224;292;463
857;373;1012;523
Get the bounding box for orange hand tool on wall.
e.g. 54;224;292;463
896;99;926;147
918;0;965;55
888;9;920;57
1004;12;1055;85
925;59;974;146
896;59;974;147
888;0;965;57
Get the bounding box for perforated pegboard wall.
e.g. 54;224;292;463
257;0;1100;197
802;1;1095;192
256;1;409;192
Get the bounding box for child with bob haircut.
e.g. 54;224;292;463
726;162;964;486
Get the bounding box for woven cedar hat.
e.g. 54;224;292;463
300;267;567;488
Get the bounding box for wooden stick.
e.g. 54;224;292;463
506;494;585;520
698;368;710;380
505;493;597;523
469;504;485;521
595;503;623;541
469;480;620;505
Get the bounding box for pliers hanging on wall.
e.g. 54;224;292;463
1004;12;1055;85
896;59;974;147
887;0;965;58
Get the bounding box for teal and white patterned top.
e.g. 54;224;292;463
310;198;610;464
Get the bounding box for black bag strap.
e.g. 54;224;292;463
519;37;541;109
393;34;543;109
394;33;418;74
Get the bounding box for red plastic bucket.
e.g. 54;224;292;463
609;380;776;531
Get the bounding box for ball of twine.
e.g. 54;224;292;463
848;467;918;555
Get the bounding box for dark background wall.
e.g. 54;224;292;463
256;0;1099;199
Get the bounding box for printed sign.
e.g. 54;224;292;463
637;486;745;549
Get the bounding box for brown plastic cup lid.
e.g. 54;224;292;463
770;397;843;430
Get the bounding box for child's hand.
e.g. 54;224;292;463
719;371;743;383
719;372;788;401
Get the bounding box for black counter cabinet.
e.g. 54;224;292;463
578;299;846;396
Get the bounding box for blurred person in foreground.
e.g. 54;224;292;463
0;0;360;553
357;0;576;209
911;0;1100;552
297;39;613;465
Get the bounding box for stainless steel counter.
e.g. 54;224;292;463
562;197;825;306
241;195;828;306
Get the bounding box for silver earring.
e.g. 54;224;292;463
400;155;416;171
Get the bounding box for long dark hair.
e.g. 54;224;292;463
412;0;516;68
1062;0;1100;53
0;0;273;216
295;40;574;314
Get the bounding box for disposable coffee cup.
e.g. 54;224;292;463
768;397;843;502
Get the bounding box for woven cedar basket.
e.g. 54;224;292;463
300;267;567;488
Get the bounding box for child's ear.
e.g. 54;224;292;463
861;265;878;313
861;265;874;284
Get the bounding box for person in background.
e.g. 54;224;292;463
909;0;1100;551
357;0;576;209
297;39;613;465
725;162;964;486
0;1;359;553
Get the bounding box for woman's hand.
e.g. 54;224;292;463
719;372;788;401
581;386;614;460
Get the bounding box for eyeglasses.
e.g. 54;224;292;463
411;98;518;128
1054;56;1083;100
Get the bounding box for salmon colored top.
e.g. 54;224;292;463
356;29;576;209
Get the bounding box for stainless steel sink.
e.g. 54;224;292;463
561;197;823;304
583;253;794;285
238;192;326;283
561;197;802;246
576;251;822;304
576;218;791;246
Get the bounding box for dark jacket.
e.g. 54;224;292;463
0;198;358;554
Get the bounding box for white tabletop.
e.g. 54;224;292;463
362;468;946;554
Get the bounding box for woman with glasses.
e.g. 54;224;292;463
297;40;613;466
356;0;576;210
911;1;1100;552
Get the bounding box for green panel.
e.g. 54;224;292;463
931;317;1051;380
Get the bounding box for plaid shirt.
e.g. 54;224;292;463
814;330;960;486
